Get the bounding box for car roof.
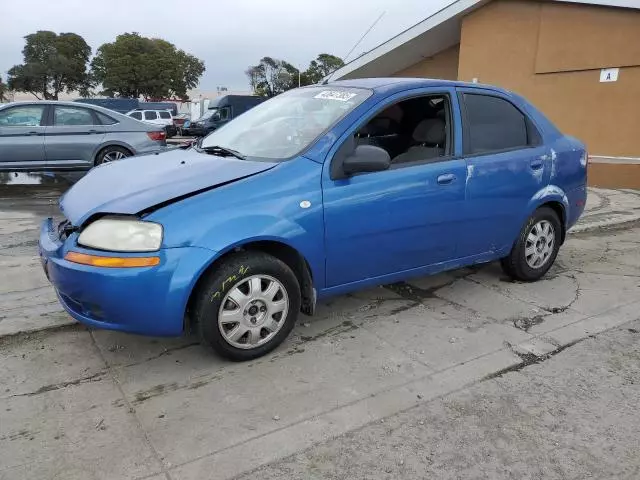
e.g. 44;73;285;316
324;77;510;96
1;100;132;117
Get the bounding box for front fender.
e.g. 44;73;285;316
191;214;325;290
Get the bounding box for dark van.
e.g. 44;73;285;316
186;95;264;136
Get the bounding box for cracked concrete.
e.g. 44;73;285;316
1;185;640;479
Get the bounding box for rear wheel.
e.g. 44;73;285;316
95;146;132;166
501;207;561;282
195;252;301;361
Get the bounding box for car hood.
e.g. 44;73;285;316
60;148;277;226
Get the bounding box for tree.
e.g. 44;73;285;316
246;53;345;96
7;31;92;100
245;57;302;98
304;54;345;84
0;76;8;102
91;33;205;100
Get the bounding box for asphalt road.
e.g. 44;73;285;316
1;180;639;480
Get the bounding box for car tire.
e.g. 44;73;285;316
95;146;132;166
195;251;301;361
500;206;562;282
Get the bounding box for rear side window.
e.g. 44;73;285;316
159;111;171;119
130;111;143;120
462;94;538;155
97;112;117;125
144;111;158;120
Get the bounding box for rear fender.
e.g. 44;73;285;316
512;185;569;242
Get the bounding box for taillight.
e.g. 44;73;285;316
147;131;166;142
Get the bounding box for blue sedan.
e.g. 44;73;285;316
39;78;587;361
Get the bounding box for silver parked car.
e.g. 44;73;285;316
0;101;167;171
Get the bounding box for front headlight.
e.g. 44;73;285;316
78;217;163;252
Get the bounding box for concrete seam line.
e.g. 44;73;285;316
88;330;173;480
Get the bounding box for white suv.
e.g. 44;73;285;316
126;109;176;137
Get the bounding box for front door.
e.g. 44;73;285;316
456;89;550;257
44;105;105;169
0;104;47;170
322;89;466;287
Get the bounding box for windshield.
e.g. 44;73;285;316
198;108;217;121
200;86;371;159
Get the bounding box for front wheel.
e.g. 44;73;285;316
195;252;301;361
501;207;562;282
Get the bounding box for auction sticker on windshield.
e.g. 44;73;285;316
314;90;358;102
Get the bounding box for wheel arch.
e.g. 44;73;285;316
527;186;569;245
185;239;315;333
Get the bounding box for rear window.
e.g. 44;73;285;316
463;94;530;155
144;111;158;120
159;111;172;119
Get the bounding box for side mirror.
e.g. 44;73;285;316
212;112;221;121
343;145;390;175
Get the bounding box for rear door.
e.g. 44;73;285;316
143;110;162;126
158;110;173;127
44;105;105;169
456;88;550;257
0;104;47;170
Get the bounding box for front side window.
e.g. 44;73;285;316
159;111;172;119
144;111;158;120
130;112;143;120
201;87;371;160
54;106;95;126
462;94;532;154
0;105;46;127
219;107;230;120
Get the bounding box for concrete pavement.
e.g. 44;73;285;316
243;318;640;480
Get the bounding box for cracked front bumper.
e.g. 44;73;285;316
39;218;215;336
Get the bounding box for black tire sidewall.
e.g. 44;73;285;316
196;252;301;361
509;207;562;281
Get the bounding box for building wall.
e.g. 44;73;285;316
457;0;640;188
393;45;460;80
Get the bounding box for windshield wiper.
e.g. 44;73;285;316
200;144;246;160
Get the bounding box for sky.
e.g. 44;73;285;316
1;0;452;94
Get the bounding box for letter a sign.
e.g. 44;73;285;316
600;68;619;82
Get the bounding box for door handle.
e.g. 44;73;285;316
88;129;100;134
27;131;40;136
437;173;456;185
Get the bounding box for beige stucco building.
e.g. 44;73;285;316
331;0;640;189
